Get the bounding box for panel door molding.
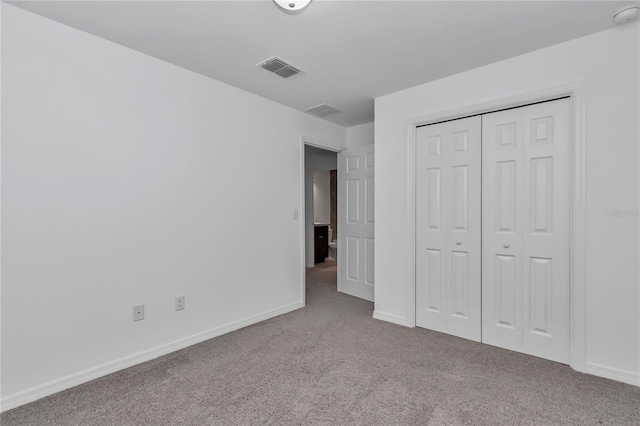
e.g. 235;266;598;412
482;98;571;363
338;144;375;302
415;116;482;342
414;97;572;365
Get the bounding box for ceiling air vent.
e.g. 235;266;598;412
258;56;304;78
305;103;342;117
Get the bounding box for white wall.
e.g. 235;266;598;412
375;23;640;385
346;122;374;148
0;4;346;406
304;147;337;267
313;171;331;225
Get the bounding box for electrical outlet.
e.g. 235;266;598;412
133;304;144;321
175;295;185;311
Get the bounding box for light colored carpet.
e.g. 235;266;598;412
2;260;639;425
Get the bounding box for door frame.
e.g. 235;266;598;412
404;82;587;372
299;136;342;306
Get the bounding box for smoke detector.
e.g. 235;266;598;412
258;56;304;79
305;104;342;117
613;5;639;24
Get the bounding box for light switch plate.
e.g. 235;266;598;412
175;296;185;311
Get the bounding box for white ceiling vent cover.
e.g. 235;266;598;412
305;103;342;117
258;56;304;78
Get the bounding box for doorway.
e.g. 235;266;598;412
303;142;376;304
304;144;339;302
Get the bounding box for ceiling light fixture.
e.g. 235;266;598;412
273;0;312;14
613;5;639;24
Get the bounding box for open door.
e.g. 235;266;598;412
338;145;374;302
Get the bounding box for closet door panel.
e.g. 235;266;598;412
482;98;571;363
521;100;571;363
416;116;481;341
482;108;525;352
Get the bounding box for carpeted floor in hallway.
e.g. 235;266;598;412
2;259;639;425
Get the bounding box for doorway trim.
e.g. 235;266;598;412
404;82;587;372
299;136;342;307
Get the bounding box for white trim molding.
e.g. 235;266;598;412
585;362;640;387
404;82;588;373
373;310;408;326
0;301;304;413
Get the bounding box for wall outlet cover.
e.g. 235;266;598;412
133;304;144;321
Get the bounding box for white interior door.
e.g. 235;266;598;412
338;145;374;302
482;98;571;363
415;116;482;342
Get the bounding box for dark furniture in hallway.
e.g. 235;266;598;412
314;225;328;263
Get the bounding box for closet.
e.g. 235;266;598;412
415;97;571;364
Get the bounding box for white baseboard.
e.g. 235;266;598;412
372;310;408;327
0;301;304;413
585;362;640;387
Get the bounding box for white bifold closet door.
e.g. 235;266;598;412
415;97;571;364
415;116;482;342
482;98;571;364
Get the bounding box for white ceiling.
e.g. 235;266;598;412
6;0;635;127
